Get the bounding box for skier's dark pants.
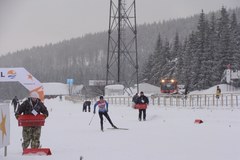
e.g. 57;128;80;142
83;101;91;112
138;109;146;121
83;105;90;112
14;104;17;112
83;106;87;112
98;112;114;130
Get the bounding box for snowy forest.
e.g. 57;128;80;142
0;7;239;99
141;7;240;91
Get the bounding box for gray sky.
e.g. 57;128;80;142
0;0;239;55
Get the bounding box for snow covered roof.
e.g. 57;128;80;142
138;83;160;95
128;82;160;95
105;84;124;90
42;82;69;95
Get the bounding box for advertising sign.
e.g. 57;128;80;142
0;68;44;101
0;103;10;148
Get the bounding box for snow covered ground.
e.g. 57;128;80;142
1;96;240;160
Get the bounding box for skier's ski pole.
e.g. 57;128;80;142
89;114;95;125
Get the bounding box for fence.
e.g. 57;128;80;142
103;93;240;108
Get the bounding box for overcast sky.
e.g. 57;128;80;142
0;0;239;55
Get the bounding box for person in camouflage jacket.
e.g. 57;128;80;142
15;92;49;149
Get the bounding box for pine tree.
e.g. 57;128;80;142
141;34;163;85
140;54;155;83
230;12;240;70
217;7;232;78
230;12;240;86
160;39;172;78
191;10;208;90
182;33;196;90
172;32;183;82
208;13;220;85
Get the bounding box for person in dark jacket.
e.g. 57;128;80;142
83;100;91;112
11;96;19;113
93;96;117;131
15;92;49;149
136;91;149;121
183;85;189;99
216;86;221;99
132;93;139;108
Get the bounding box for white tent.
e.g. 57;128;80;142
105;84;124;96
133;83;160;95
42;83;69;95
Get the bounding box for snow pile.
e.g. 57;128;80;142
190;84;240;95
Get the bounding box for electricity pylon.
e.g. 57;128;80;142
106;0;139;93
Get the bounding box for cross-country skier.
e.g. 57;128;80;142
93;96;117;131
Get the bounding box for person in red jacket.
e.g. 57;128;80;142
93;96;117;131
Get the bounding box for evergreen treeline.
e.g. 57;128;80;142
0;7;240;99
141;7;240;90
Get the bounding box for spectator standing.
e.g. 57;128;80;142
11;96;19;113
83;100;91;112
216;86;221;99
132;93;139;108
136;91;149;121
15;92;49;149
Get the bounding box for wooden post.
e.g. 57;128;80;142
4;146;7;157
236;95;238;107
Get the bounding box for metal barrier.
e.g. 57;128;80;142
103;93;240;107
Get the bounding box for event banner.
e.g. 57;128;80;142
0;103;10;148
0;68;44;101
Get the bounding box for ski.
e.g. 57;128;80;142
107;127;129;130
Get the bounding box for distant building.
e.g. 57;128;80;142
42;82;83;98
105;84;124;96
132;83;160;95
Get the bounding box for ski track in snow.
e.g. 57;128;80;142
1;98;240;160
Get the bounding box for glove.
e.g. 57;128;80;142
93;110;96;114
43;114;48;119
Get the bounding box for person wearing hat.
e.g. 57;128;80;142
136;91;149;121
15;92;49;149
93;96;117;131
